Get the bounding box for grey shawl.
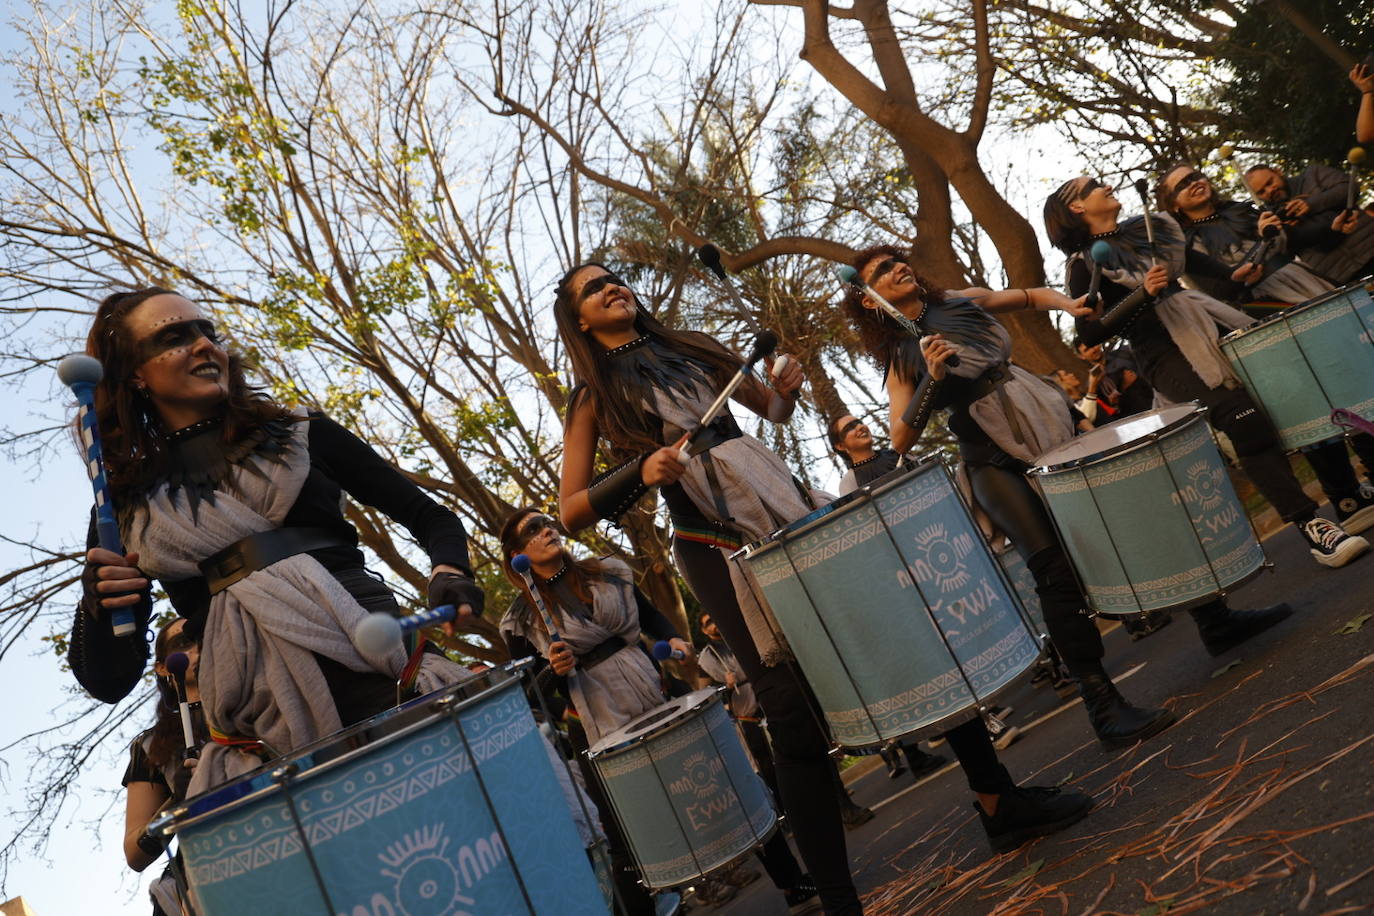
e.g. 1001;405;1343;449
125;415;466;794
697;642;760;719
500;557;664;747
1085;214;1253;390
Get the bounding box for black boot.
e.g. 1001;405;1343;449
976;785;1094;852
1188;600;1293;657
1076;666;1175;751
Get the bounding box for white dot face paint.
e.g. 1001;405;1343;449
123;294;231;427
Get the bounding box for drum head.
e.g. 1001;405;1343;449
1033;404;1202;471
588;688;718;756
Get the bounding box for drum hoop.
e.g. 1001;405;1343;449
730;453;945;560
1221;280;1374;342
158;663;529;836
586;688;723;759
1030;405;1206;473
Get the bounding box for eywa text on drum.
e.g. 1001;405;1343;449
1030;405;1267;616
734;458;1041;749
586;688;777;889
1220;280;1374;450
157;663;606;916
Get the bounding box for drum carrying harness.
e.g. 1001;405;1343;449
199;527;348;595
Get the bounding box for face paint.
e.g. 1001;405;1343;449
131;318;221;365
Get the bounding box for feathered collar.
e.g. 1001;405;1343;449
605;335;715;413
1077;213;1186;279
122;414;298;526
1174;201;1258;258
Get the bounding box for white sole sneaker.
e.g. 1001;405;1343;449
1339;504;1374;535
1313;533;1370;568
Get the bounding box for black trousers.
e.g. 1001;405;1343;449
1304;434;1374;502
1147;352;1316;524
316;566;409;726
737;720;808;890
674;537;861;914
967;463;1106;669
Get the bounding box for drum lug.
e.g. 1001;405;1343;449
271;763;299;784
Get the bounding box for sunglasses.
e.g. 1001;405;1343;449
132;318;221;365
836;417;863;439
165;629;197;653
1169;170;1208;201
516;514;560;546
864;257;904;286
577;273;629;303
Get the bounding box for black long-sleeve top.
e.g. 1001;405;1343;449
69;414;473;703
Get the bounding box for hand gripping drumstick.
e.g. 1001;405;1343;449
696;243;792;380
57;354;136;637
1347;147;1366;212
1133;178;1160;267
678;330;778;463
834;265;961;368
354;604;457;655
163;652;200;762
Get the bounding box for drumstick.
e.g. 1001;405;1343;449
1347;147;1366;212
696;243;791;380
510;554;563;643
678;330;777;463
354;604;457;655
57;354;136;637
834;265;961;367
1133;178;1160;266
163;652;200;762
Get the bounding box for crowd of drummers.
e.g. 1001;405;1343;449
63;61;1374;916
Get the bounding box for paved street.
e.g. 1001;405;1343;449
710;509;1374;915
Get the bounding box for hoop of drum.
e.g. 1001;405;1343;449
155;281;1374;913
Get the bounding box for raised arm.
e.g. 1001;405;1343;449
952;286;1092;317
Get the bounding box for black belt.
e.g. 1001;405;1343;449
578;636;628;670
200;527;348;595
952;363;1013;408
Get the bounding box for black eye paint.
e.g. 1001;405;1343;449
131;319;220;364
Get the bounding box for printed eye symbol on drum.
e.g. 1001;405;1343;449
913;523;974;594
378;825;479;916
1185;460;1225;511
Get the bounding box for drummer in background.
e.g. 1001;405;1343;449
68;287;478;794
497;508;820;915
1243;163;1374;287
1047;178;1371;567
557;263;1091;889
123;618;203;916
841;245;1178;754
1160;164;1374;535
1073;339;1154;419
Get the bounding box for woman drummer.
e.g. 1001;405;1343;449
68;287;479;790
841;245;1177;754
1044;176;1368;572
498;507;819;914
554;264;1091;907
123;618;203;915
1158;164;1374;535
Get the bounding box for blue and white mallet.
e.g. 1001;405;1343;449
58;354;135;637
835;264;959;367
510;553;563;642
652;640;685;661
355;604;457;656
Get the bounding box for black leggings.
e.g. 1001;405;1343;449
673;537;860;915
1304;435;1374;502
967;463;1106;669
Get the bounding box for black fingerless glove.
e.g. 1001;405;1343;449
1077;285;1154;347
136;826;170;858
587;455;650;522
428;570;485;619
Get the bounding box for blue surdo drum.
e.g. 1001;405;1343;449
158;664;606;916
1030;405;1267;616
733;458;1041;749
994;541;1047;639
587;688;777;890
1220;279;1374;450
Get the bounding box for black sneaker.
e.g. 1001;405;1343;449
976;785;1093;852
839;800;875;829
1300;517;1369;568
905;747;948;780
784;878;823;915
1335;483;1374;535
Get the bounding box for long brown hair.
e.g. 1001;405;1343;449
1044;178;1095;254
499;507;605;634
1156;162;1221;214
83;287;293;501
554;262;742;457
840;245;947;378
